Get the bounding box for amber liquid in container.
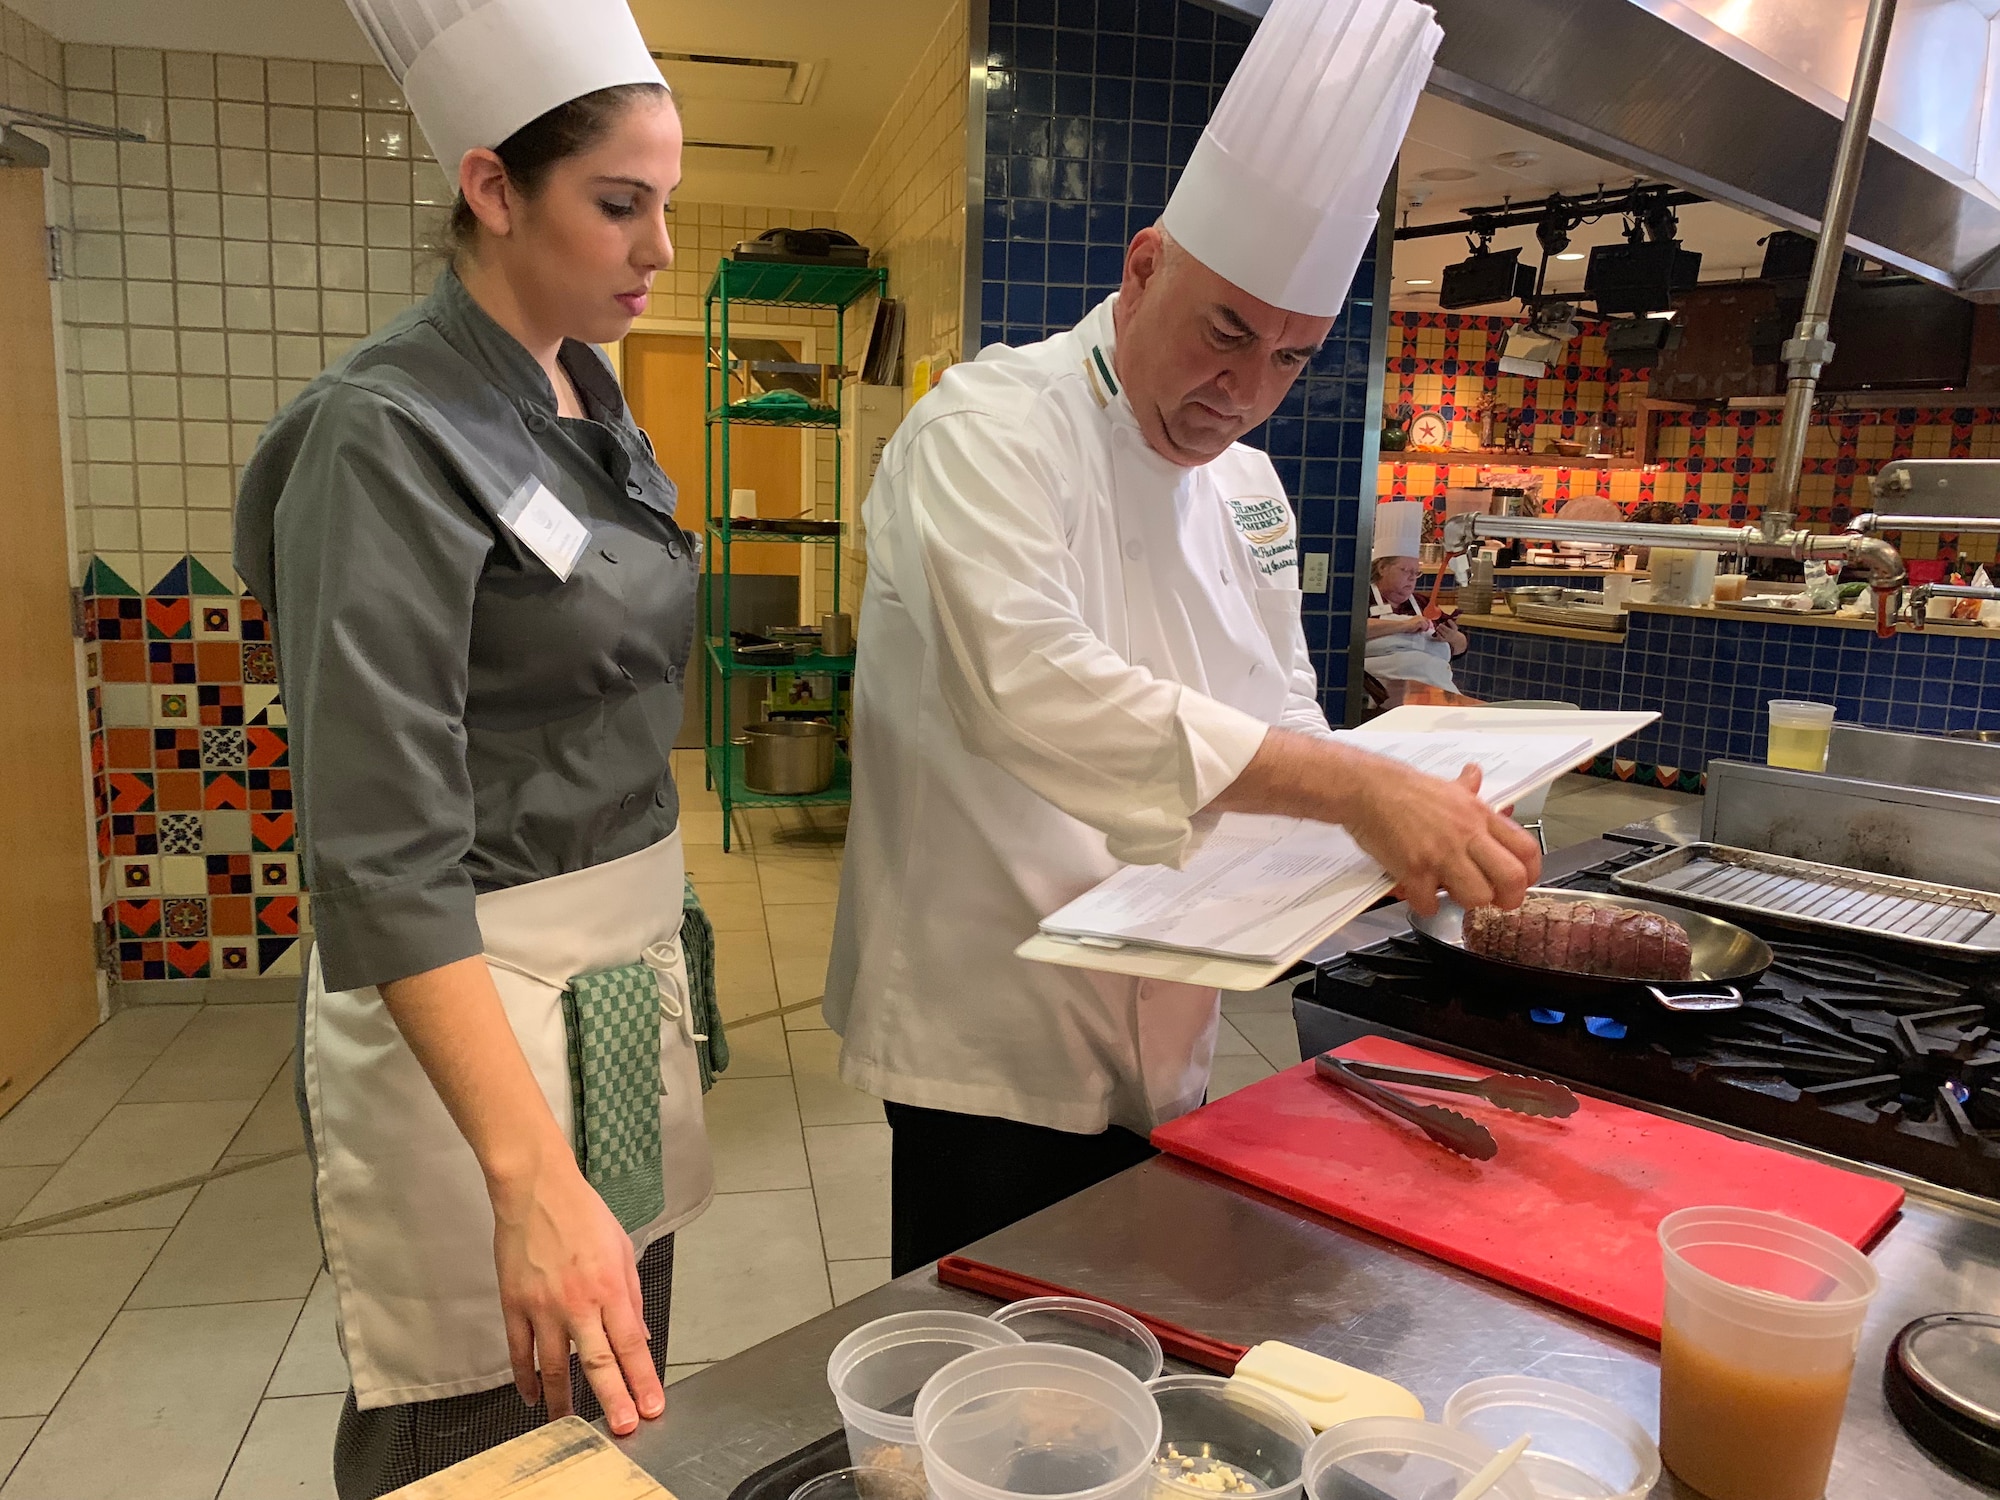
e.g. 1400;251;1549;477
1659;1325;1854;1500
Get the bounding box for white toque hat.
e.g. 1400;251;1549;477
1161;0;1442;317
1372;500;1427;561
343;0;668;182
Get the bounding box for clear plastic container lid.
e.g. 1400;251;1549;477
1147;1374;1315;1500
992;1297;1165;1383
1302;1417;1538;1500
1442;1378;1660;1500
827;1311;1026;1444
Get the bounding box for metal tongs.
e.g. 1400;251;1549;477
1313;1054;1580;1161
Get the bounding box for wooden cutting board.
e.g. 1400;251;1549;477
1153;1036;1906;1342
384;1416;675;1499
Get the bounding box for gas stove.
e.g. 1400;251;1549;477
1294;844;2000;1198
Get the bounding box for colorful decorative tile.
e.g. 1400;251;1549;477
154;728;201;770
256;855;298;894
99;640;148;683
217;942;253;974
239;596;269;641
198;684;245;726
113;857;158;897
101;683;151;727
195;642;242;682
209;895;254;935
149;641;196;684
257;937;302;977
116;899;161;938
188;557;235;596
256;895;300;936
88;556;139;597
161;854;209;896
94;597;144;642
204;771;249;810
151;685;196;726
119;939;167;981
155;770;204;811
201;726;248;770
106;727;153;769
250;810;295;851
107;771;154;815
206;853;253;895
247;768;292;811
163;897;208;939
165;940;210;979
148;558;192;597
109;814;157;857
194;599;239;640
245;728;287;770
242;642;278;685
159;812;204;855
145;596;192;640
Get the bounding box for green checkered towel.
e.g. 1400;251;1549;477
562;963;667;1234
682;877;728;1091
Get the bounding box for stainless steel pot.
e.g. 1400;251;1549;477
739;720;836;795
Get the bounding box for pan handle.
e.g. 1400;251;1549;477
1646;984;1744;1012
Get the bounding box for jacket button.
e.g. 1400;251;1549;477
1124;540;1142;560
527;412;550;433
622;793;636;808
653;787;670;808
627;480;644;497
600;547;619;564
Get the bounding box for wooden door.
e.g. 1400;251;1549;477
0;168;102;1119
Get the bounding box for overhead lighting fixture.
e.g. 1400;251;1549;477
1417;166;1476;182
1646;309;1678;320
1554;251;1585;261
1405;277;1434;285
1584;189;1700;315
1492;150;1541;170
1439;223;1535;310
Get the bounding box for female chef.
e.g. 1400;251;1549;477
233;2;709;1493
1366;502;1468;695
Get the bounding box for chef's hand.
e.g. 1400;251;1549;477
1345;761;1541;917
491;1153;664;1434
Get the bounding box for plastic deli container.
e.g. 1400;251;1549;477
991;1297;1165;1383
1766;700;1837;772
1148;1374;1316;1500
1301;1417;1538;1500
827;1311;1026;1476
1657;1206;1880;1500
787;1468;929;1500
1441;1377;1660;1500
916;1344;1162;1500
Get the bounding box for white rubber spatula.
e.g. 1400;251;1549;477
935;1256;1423;1430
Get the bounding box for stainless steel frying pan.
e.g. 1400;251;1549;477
1408;887;1773;1014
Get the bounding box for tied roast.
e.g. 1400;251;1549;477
1464;896;1693;981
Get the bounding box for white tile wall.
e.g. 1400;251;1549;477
52;39;449;595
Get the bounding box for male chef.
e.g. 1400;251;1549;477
826;0;1541;1274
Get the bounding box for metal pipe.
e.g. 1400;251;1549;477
1770;0;1900;518
1848;511;2000;535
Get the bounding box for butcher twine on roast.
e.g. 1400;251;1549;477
1463;896;1693;981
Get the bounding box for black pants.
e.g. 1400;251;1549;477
886;1101;1158;1276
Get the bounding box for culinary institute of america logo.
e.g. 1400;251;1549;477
1225;496;1298;578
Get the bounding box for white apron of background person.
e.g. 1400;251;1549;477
1364;583;1459;690
825;294;1334;1138
303;831;712;1409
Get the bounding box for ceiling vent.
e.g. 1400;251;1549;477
651;51;820;105
683;139;795;174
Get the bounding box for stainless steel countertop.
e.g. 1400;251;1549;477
618;1156;2000;1500
615;833;2000;1499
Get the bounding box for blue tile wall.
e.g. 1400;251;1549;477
978;0;1384;723
1456;614;2000;776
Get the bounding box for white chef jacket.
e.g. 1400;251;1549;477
824;294;1333;1134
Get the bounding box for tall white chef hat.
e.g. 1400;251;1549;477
342;0;668;183
1372;500;1427;561
1161;0;1442;318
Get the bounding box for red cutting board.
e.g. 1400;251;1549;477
1153;1036;1904;1342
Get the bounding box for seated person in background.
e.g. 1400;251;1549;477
1366;501;1467;695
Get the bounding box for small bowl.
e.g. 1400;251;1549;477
1302;1417;1538;1500
1442;1378;1659;1500
789;1468;929;1500
1148;1374;1315;1500
991;1297;1164;1382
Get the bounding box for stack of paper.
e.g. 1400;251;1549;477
1020;710;1657;989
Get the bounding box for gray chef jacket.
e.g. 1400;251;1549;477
235;267;698;994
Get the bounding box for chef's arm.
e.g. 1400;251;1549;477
1208;728;1542;914
903;411;1268;866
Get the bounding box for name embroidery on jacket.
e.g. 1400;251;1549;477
1225;496;1299;578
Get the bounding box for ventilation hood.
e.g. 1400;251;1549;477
1205;0;2000;299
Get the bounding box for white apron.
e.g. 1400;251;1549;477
1365;586;1458;690
304;831;713;1410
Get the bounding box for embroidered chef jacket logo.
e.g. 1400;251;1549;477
1226;496;1298;577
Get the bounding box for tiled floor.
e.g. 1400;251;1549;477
0;761;1693;1496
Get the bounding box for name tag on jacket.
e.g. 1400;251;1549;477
500;478;590;581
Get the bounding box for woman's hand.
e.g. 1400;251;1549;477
491;1148;664;1433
